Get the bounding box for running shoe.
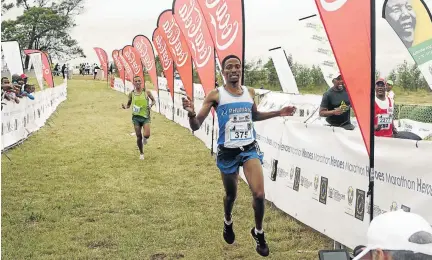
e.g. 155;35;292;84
251;228;269;257
223;221;235;244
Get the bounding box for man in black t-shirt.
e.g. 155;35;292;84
319;74;355;130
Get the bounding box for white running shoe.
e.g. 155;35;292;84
139;154;144;160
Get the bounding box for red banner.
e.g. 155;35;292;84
132;35;159;92
152;28;175;100
157;10;194;98
123;45;145;88
315;0;372;155
23;49;54;88
119;49;134;82
112;50;125;83
93;47;108;80
173;0;216;96
197;0;244;82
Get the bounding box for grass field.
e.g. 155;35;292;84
1;77;332;259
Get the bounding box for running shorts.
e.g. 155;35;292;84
216;141;264;174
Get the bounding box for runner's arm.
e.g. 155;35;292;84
186;89;218;131
147;90;156;107
122;92;132;109
248;88;295;121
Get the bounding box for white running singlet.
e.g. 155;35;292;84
216;86;256;148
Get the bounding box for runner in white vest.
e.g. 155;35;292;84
182;55;296;257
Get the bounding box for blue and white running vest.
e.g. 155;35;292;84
216;86;256;148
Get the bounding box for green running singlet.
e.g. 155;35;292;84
131;90;149;118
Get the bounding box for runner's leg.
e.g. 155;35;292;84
243;157;269;256
221;171;239;221
221;171;238;244
134;123;143;154
243;158;265;230
143;122;150;145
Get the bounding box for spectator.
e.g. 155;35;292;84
1;76;13;92
319;74;354;130
11;74;24;98
2;76;20;104
21;84;35;100
62;64;66;79
85;63;90;75
94;64;100;80
374;78;397;137
54;63;60;76
386;79;395;102
353;210;432;260
20;73;28;85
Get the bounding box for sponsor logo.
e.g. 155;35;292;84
154;34;173;71
328;187;345;202
124;48;141;75
177;0;212;68
204;0;239;51
300;176;312;189
113;53;124;71
319;176;328;204
390;201;398;212
401;204;411;212
366;201;387;217
97;49;107;71
320;0;348;12
134;37;154;71
293;167;301;191
347;186;354;206
270;159;278;181
314;175;319;191
119;54;132;76
355;189;365;221
161;16;188;67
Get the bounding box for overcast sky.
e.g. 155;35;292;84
3;0;431;76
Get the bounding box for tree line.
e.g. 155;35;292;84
151;54;431;92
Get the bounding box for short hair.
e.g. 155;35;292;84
133;75;141;80
221;55;241;70
1;77;9;83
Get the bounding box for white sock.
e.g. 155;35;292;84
224;217;232;225
255;227;263;235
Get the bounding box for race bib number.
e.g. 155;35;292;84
377;114;391;129
228;113;253;141
132;105;141;113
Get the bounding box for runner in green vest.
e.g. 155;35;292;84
122;76;155;160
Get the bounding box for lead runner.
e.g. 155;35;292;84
182;55;296;257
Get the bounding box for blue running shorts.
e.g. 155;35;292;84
216;141;264;174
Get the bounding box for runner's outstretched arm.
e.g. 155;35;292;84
146;90;156;107
122;92;132;109
248;88;296;121
183;89;218;131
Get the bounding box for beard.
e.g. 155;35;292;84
229;78;239;85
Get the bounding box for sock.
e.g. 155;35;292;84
224;216;232;225
255;227;263;235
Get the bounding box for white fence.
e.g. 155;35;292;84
112;77;432;249
1;80;68;151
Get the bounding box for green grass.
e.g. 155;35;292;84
2;78;332;259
